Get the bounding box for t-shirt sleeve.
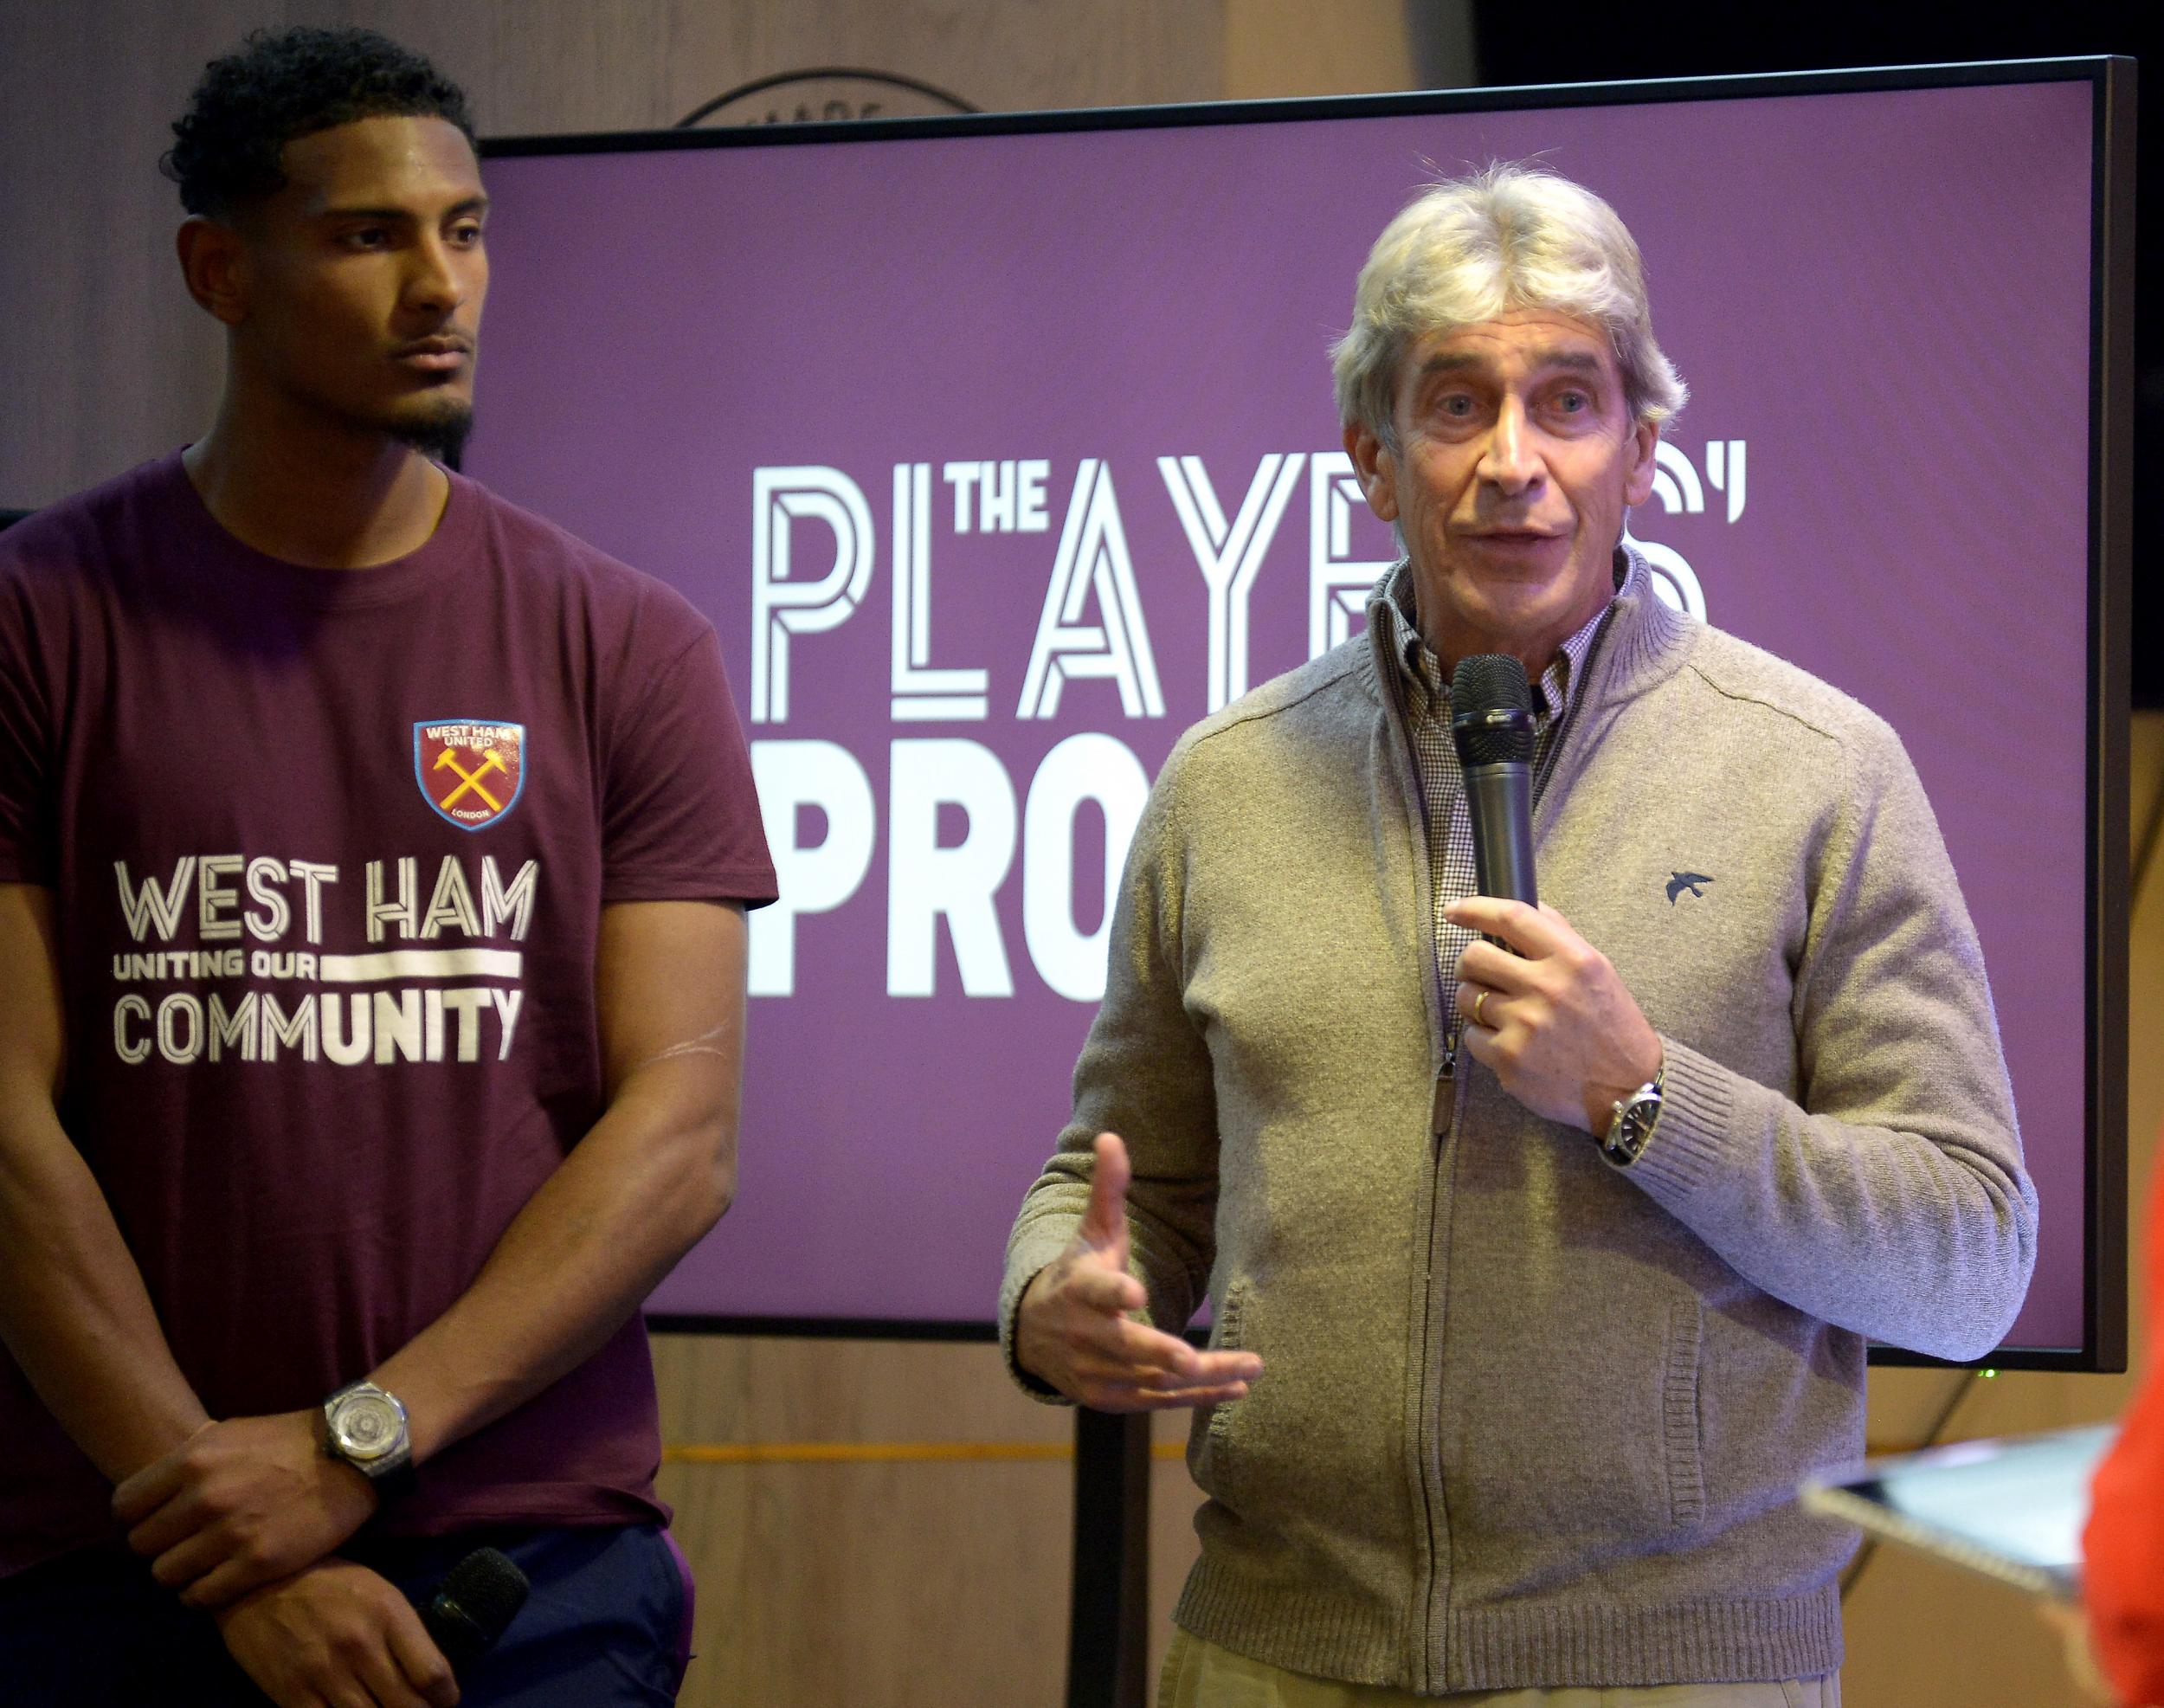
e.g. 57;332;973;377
601;625;777;907
0;577;55;885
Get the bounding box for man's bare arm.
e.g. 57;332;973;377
0;882;210;1481
118;899;747;1606
372;897;746;1452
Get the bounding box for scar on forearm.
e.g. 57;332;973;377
629;1020;732;1072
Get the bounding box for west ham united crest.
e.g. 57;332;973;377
415;720;525;831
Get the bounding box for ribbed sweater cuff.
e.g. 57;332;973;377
1628;1036;1742;1199
999;1235;1076;1405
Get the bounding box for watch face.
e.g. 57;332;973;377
1606;1094;1658;1163
328;1389;406;1463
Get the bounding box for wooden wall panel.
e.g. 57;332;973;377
646;1332;1180;1706
0;4;224;506
1225;0;1427;101
651;1339;1074;1705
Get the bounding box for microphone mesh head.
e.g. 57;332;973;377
440;1547;530;1644
1449;654;1536;766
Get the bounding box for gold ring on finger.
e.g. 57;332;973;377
1472;989;1490;1028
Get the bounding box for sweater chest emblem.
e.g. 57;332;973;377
1665;870;1715;905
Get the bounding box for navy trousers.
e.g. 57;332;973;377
0;1523;693;1705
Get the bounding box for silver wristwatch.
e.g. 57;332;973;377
1600;1067;1665;1168
321;1380;415;1505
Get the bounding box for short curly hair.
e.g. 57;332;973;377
163;26;475;218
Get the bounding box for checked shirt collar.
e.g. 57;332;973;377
1369;550;1639;1047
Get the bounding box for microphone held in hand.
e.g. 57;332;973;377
1450;654;1539;906
420;1546;530;1675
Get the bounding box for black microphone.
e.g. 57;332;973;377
1449;654;1538;906
420;1547;530;1674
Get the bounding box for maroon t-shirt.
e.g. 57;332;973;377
0;452;776;1577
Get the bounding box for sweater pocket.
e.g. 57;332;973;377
1662;1296;1707;1531
1192;1279;1252;1495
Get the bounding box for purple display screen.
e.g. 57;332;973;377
470;75;2099;1351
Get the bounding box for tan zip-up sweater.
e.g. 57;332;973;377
1001;558;2037;1693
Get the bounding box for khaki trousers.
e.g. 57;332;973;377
1159;1631;1843;1708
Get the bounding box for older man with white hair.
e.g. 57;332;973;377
1002;164;2036;1705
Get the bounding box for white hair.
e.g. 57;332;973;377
1332;163;1687;447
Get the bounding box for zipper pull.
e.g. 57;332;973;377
1430;1037;1457;1140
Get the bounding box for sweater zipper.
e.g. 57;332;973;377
1370;613;1456;1692
1415;1034;1453;1692
1381;584;1620;1690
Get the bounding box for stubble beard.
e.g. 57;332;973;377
390;395;476;471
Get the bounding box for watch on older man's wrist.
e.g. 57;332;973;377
1600;1067;1665;1168
320;1380;416;1505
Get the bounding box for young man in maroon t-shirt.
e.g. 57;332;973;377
0;28;776;1706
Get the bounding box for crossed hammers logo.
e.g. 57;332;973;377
433;745;510;814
